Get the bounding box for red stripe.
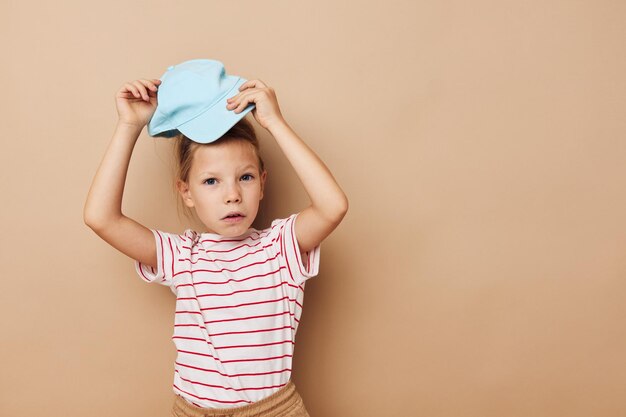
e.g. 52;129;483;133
279;224;297;284
175;370;288;391
176;348;216;359
173;336;211;343
175;266;286;288
178;281;298;301
199;295;296;311
173;383;252;405
176;350;292;363
209;325;294;337
188;252;282;275
174;311;299;325
290;214;308;278
137;262;152;282
175;234;183;254
166;234;176;283
311;244;316;273
172;337;294;350
205;310;296;324
214;340;295;350
175;323;294;337
219;353;293;363
175;360;291;377
158;231;166;280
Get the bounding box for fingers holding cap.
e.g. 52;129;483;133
239;79;267;91
136;79;159;92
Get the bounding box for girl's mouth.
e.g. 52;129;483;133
223;214;245;223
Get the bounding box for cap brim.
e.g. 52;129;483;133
176;77;255;144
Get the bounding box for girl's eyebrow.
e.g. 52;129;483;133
198;164;257;177
239;164;257;172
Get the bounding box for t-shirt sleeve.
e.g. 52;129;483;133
269;212;321;286
134;229;187;288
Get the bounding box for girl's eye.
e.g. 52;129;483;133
204;178;217;185
241;174;254;181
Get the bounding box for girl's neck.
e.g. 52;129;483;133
200;227;256;240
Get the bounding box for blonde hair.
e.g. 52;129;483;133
172;117;265;221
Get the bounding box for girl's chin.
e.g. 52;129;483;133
218;222;251;236
223;230;249;238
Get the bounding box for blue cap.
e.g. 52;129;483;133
147;59;255;144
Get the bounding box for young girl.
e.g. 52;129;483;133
83;75;348;417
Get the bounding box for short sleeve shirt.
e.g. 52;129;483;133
133;213;320;408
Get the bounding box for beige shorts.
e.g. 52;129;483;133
171;380;311;417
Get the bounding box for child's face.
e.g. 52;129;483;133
177;140;267;237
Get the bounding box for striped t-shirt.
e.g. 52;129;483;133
133;212;320;408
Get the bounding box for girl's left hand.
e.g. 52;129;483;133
226;79;286;131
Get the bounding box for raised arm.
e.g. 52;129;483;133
267;121;349;254
227;80;349;255
83;79;163;269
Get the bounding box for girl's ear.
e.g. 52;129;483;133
259;170;268;200
176;179;195;208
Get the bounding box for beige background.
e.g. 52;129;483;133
1;1;625;416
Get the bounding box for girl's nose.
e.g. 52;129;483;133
225;186;242;204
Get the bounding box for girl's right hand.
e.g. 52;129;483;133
115;79;162;128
